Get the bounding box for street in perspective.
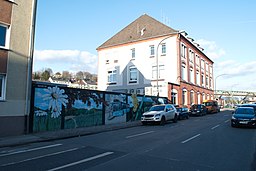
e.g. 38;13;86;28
1;1;256;171
0;109;255;171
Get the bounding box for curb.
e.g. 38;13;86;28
0;121;142;148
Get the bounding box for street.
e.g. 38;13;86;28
0;110;255;171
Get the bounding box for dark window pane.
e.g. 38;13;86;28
0;77;2;97
0;26;7;47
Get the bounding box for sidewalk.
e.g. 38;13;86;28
0;121;142;148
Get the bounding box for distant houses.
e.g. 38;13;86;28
48;77;97;90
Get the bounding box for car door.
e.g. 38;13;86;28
169;105;175;119
165;105;172;120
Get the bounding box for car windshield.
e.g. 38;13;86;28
176;108;182;112
235;108;255;115
149;105;165;111
203;102;213;106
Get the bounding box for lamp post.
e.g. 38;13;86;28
214;74;228;100
156;32;180;96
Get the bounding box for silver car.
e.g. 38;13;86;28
141;104;178;125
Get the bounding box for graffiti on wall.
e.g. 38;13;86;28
33;85;103;132
31;82;169;133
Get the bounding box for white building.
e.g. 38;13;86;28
97;14;214;108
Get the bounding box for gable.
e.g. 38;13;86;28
97;14;178;50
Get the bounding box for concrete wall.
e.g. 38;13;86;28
0;0;35;137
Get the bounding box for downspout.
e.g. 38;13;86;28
25;0;38;134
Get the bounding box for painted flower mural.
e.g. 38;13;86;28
42;86;68;118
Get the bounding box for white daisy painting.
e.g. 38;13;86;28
42;86;68;118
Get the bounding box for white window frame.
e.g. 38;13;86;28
189;67;194;83
128;65;138;84
181;63;187;81
152;66;157;79
196;70;200;85
107;69;117;84
159;65;165;79
190;90;194;105
181;43;187;59
0;74;6;100
189;49;194;63
0;24;10;49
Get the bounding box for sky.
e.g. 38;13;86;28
33;0;256;92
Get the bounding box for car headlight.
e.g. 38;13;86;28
232;116;237;120
251;117;256;121
155;114;161;117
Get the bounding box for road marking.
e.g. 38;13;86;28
181;134;201;144
126;131;155;139
211;124;220;130
225;120;229;123
47;152;114;171
1;148;78;166
0;144;62;157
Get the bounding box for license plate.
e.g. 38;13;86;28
239;121;248;124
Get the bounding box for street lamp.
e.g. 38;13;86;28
214;74;228;99
156;32;180;96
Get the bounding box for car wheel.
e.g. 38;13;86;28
173;114;178;123
186;115;189;119
231;122;235;127
160;116;166;125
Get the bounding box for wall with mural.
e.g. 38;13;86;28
30;82;169;133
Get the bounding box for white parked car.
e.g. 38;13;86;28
141;104;178;125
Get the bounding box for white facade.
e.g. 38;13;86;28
98;35;179;97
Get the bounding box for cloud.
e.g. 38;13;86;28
33;49;98;74
215;60;256;78
196;39;226;60
214;60;256;91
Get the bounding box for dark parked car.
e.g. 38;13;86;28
176;107;189;120
189;104;207;116
231;107;256;128
239;104;256;112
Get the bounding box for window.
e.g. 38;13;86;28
182;89;187;106
131;48;135;59
201;74;204;85
201;59;205;70
152;65;164;79
0;75;6;100
206;76;209;87
196;71;200;85
107;69;117;84
150;45;155;56
129;65;138;83
181;63;186;81
181;43;187;59
189;67;194;83
0;24;8;47
161;43;166;54
189;49;194;63
190;91;194;105
209;78;212;88
171;92;177;104
196;54;200;65
159;65;165;79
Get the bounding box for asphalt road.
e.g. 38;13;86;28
0;110;255;171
